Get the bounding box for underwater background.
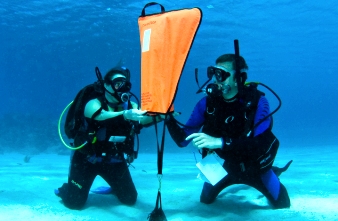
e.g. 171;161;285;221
1;0;337;154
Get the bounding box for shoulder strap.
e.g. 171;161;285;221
241;83;264;137
205;96;221;115
91;107;103;120
90;96;108;120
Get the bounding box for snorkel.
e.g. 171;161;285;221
234;39;247;98
233;40;282;129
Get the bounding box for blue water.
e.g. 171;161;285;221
1;0;337;153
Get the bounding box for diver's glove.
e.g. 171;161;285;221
123;109;147;121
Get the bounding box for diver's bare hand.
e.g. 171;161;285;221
185;133;222;149
123;109;147;121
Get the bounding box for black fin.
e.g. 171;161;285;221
272;160;293;177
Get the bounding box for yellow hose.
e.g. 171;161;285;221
58;101;87;150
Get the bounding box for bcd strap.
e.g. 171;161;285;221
91;107;103;120
241;83;264;137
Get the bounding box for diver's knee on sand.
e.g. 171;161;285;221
200;182;217;204
271;183;290;209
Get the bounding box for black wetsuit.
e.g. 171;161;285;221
166;89;290;209
57;100;138;210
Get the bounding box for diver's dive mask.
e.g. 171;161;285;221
207;66;231;82
205;66;232;97
107;77;132;103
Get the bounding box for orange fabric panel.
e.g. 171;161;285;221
138;8;202;114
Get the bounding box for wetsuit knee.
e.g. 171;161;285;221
200;182;216;204
272;183;290;209
64;198;87;210
58;183;88;210
118;190;138;205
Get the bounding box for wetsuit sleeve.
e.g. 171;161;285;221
166;97;206;147
254;96;271;136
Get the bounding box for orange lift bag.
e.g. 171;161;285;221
138;3;202;114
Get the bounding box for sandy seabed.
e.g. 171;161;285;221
0;146;337;221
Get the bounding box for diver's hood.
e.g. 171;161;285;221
108;66;131;82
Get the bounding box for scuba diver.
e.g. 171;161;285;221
55;65;158;210
165;52;292;209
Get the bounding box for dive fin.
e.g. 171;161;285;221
54;189;61;198
90;186;112;194
272;160;293;177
